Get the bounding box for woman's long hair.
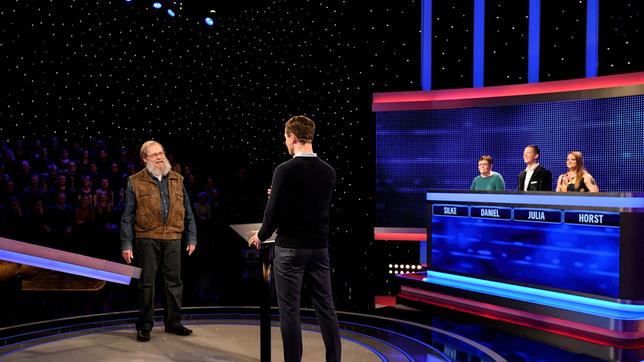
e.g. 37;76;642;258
568;151;585;189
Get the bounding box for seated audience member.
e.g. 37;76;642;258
66;161;80;190
44;163;58;188
21;174;46;207
470;155;505;191
193;191;212;223
94;177;114;207
518;145;552;191
28;198;50;244
95;190;117;232
3;196;28;240
58;148;71;172
77;175;94;206
556;151;599;192
47;192;75;245
88;163;101;186
14;160;32;190
0;179;18;207
48;174;76;206
108;162;125;192
79;149;91;173
113;187;127;214
75;194;95;225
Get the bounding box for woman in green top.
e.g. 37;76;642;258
470;155;505;191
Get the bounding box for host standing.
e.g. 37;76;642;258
249;115;342;362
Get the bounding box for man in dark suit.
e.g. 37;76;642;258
249;115;341;362
518;145;552;191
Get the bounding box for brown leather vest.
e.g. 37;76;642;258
130;169;185;240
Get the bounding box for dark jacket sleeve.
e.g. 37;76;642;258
182;185;197;245
257;165;285;242
539;168;553;191
120;179;136;251
517;171;525;191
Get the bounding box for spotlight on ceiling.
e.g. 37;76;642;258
204;17;215;26
152;2;162;9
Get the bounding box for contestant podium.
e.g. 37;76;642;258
398;191;644;351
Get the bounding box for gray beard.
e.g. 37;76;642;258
147;159;172;178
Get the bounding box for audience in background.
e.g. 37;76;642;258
0;138;254;262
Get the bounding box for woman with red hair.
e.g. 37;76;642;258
556;151;599;192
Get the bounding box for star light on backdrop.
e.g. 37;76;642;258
0;0;642;309
0;0;420;308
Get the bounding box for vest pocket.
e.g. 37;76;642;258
135;193;158;229
174;194;185;220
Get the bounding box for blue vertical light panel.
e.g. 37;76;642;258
473;0;485;87
586;0;599;77
528;0;541;83
421;0;432;90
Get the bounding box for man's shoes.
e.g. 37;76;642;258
165;324;193;336
136;329;151;342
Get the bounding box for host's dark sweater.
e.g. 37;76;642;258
257;155;336;249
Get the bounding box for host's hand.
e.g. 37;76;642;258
122;250;134;264
186;244;196;256
267;188;272;197
248;232;261;250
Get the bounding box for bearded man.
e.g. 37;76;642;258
120;140;197;342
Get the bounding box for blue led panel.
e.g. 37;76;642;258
431;214;619;297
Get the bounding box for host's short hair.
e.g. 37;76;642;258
285;115;315;143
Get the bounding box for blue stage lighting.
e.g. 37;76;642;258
153;2;162;9
424;271;644;319
167;9;175;17
0;250;132;285
205;17;214;26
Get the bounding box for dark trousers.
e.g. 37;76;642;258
274;245;342;362
135;238;183;331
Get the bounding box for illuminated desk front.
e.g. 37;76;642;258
397;191;644;347
426;191;644;299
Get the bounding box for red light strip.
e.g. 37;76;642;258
374;232;426;241
373;71;644;112
398;288;644;349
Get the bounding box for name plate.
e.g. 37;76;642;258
433;204;469;217
513;208;561;223
564;211;620;227
470;206;511;220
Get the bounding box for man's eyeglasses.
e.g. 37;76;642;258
147;151;165;159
